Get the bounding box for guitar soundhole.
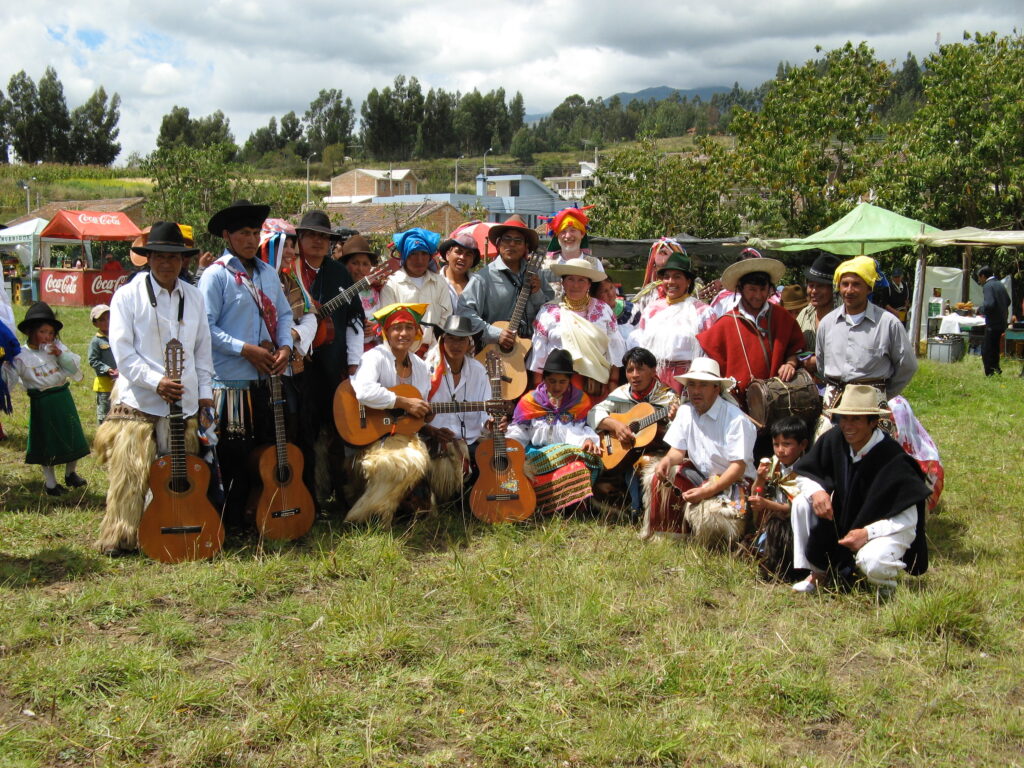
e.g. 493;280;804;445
169;478;192;494
275;466;292;485
491;456;509;472
629;421;641;432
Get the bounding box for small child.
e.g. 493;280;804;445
87;304;118;424
10;302;90;496
748;416;811;580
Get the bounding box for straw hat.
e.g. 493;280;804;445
824;385;891;417
550;257;605;283
674;357;736;393
721;256;786;292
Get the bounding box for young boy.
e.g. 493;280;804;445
748;416;811;580
87;304;118;424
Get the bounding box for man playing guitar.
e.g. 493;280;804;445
94;222;216;556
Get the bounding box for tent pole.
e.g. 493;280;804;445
910;245;927;354
961;245;973;303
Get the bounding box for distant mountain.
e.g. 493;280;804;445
523;85;732;123
606;85;732;105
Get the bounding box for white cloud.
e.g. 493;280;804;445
0;0;1019;161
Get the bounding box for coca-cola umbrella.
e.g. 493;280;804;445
39;210;143;241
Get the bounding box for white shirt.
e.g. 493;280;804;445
11;342;83;389
664;394;756;480
110;274;215;417
506;415;598;449
798;427;917;541
428;354;491;443
379;270;454;349
351;343;430;409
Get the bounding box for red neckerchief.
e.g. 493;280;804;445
629;379;657;403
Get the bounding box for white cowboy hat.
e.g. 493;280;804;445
825;384;891;417
674;357;736;393
550;257;605;283
721;256;786;292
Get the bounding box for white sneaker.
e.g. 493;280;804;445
792;578;818;594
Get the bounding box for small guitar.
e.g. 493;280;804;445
333;378;506;446
138;339;225;563
471;351;535;523
312;262;397;350
474;250;546;399
598;402;671;470
250;373;315;540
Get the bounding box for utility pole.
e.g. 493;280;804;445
306;152;318;206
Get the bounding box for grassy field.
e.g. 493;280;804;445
0;305;1021;767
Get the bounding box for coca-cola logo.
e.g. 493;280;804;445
90;274;128;295
76;213;122;226
44;273;80;294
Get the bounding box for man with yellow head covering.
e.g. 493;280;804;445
815;255;917;407
344;302;433;525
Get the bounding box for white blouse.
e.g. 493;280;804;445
11;342;83;390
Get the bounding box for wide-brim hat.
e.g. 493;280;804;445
295;210;336;237
804;253;842;286
207;199;270;237
131;223;197;266
721;256;786;292
131;221;199;258
18;301;63;334
656;251;696;281
674;357;736;393
825;384;891;417
542;348;575;376
781;284;809;310
340;234;380;264
438;232;481;266
551;257;604;283
435;314;475;338
488;215;540;252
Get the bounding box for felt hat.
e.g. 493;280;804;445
436;314;476;338
824;384;891;417
781;284;809;311
804;252;842;286
295;210;336;237
488;215;540;252
674;357;736;393
550;257;605;283
542;348;575;376
207;199;270;237
18;301;63;334
340;234;380;264
721;256;786;292
656;250;696;281
438;231;481;266
130;222;198;266
90;304;111;322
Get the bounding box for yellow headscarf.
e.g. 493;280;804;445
833;256;879;289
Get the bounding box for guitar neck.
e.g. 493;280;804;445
269;374;288;472
168;398;187;484
316;276;367;318
430;400;490;415
633;406;670;432
505;253;544;332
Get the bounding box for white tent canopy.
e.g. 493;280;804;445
916;227;1024;249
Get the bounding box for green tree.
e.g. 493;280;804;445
69;86;121;165
509;91;525;133
37;66;73;162
0;88;11;163
509;127;535;164
279;110;303;144
156;105;194;149
6;71;45;163
304;88;355;157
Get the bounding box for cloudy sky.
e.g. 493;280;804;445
2;0;1020;162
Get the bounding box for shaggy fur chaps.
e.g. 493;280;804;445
427;439;469;502
639;459;748;547
344;434;430;526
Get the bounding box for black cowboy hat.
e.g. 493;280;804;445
542;348;575;376
805;252;842;286
130;221;200;257
295;210;337;237
207;199;270;237
340;234;380;264
488;215;540;252
436;314;476;338
18;301;63;334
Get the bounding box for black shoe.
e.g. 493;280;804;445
64;473;88;488
44;484;67;497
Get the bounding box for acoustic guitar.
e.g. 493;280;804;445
470;351;535;523
138;339;225;563
250;373;315;541
312;262;397;350
598;402;671;470
333;378;505;446
474;250;546;399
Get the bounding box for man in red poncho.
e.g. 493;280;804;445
696;256;805;411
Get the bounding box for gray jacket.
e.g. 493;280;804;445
457;256;554;345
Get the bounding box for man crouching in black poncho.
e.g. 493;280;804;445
790;385;932;595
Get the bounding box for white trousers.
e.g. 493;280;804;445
790;496;916;587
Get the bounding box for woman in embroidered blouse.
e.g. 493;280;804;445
627;243;716;395
506;349;602;515
530;258;624;400
345;302;433;525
